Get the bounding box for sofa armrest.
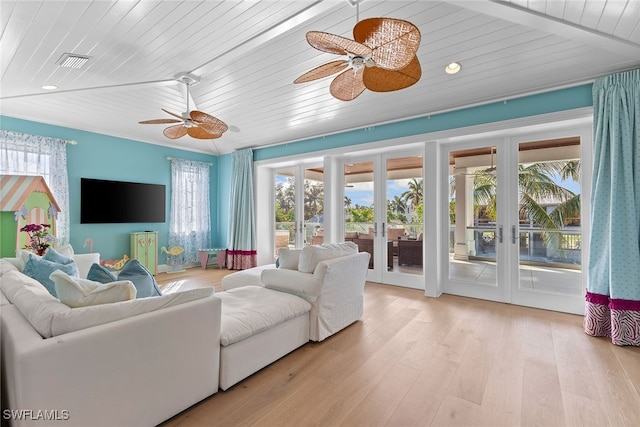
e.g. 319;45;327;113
310;251;370;341
1;295;221;427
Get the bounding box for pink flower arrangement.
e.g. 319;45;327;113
20;223;55;255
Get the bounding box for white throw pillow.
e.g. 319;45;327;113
297;242;358;273
50;270;136;308
278;248;301;270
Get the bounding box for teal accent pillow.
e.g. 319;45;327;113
23;251;79;297
115;260;162;298
87;263;118;283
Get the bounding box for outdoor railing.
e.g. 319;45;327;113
450;225;581;267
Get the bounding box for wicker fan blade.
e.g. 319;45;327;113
363;56;421;92
294;60;349;84
330;67;366;101
306;31;371;56
190;111;228;135
139;118;182;124
163;124;188;139
187;126;222;140
161;108;186;120
353;18;421;70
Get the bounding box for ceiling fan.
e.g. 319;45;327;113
139;75;228;140
294;11;421;101
453;146;497;176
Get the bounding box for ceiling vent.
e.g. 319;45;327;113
56;53;91;69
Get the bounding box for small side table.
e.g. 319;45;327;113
198;248;226;270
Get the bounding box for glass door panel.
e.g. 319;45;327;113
274;169;295;257
443;133;587;314
447;145;499;290
304;167;324;245
385;155;423;277
344;160;376;271
511;137;584;312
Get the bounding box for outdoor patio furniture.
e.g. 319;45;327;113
397;239;423;266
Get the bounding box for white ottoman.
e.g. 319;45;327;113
216;286;311;390
221;264;276;290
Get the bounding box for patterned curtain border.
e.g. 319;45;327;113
585;291;640;346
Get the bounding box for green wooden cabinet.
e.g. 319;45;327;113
130;231;158;275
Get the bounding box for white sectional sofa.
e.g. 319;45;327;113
0;242;370;425
218;243;370;389
0;254;221;427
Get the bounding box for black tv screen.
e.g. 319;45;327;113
81;178;166;223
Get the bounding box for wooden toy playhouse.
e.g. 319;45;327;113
0;175;61;258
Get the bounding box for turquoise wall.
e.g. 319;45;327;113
0;116;219;260
254;84;593;161
216;153;233;247
1;83;594;260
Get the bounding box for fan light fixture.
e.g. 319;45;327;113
138;74;228;140
445;62;461;74
294;2;421;101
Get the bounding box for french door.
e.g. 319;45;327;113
442;129;589;314
341;151;424;288
273;165;324;256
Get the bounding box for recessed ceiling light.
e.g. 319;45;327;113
445;62;461;74
41;85;58;90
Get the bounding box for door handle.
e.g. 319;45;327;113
511;225;518;244
374;222;378;237
498;225;503;243
382;222;386;237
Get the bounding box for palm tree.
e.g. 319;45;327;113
304;182;324;220
387;195;408;222
401;178;423;208
470;160;580;251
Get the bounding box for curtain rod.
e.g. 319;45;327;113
166;156;212;166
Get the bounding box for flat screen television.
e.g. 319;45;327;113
81;178;166;223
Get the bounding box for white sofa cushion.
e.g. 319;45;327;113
0;269;70;338
50;270;136;308
0;258;20;276
50;287;214;337
73;253;101;279
261;268;322;302
277;248;301;270
221;264;276;291
0;267;214;337
216;286;311;346
297;242;358;273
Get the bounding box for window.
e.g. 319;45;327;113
168;158;211;264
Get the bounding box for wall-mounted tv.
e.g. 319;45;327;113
81;178;166;224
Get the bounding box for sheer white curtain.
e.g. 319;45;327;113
168;158;211;266
0;130;71;244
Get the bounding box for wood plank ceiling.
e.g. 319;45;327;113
1;1;638;155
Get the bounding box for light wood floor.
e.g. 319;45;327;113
157;268;640;427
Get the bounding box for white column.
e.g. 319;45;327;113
453;172;469;260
